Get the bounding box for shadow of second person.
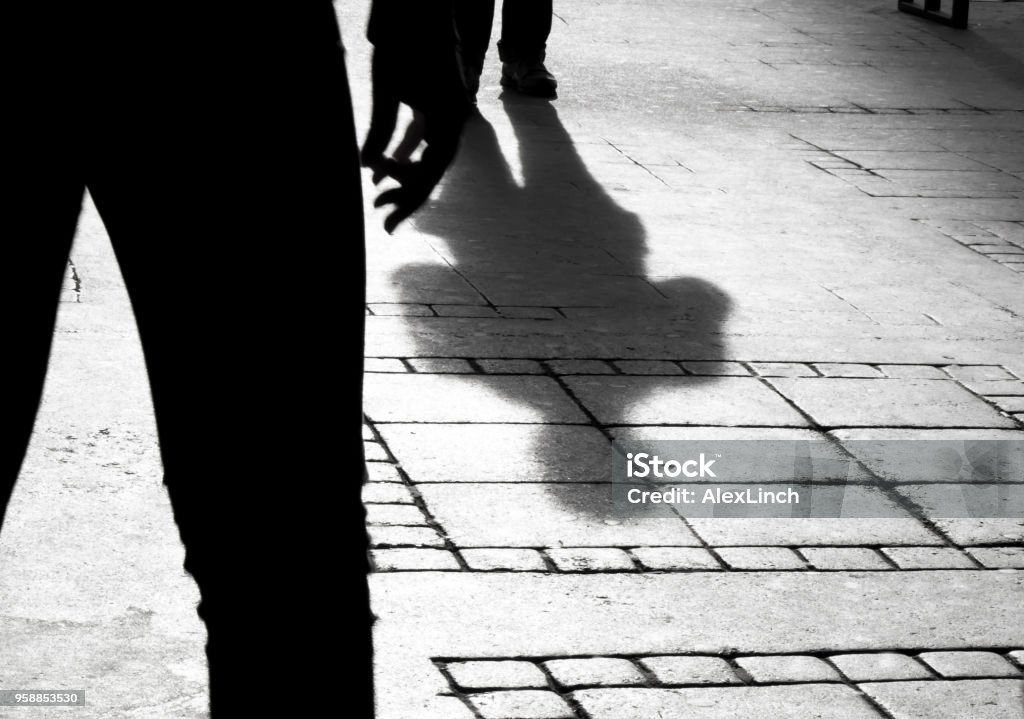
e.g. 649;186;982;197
378;96;734;539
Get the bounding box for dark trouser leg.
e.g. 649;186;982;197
498;0;554;62
0;174;84;530
1;6;86;532
454;0;496;70
85;6;371;716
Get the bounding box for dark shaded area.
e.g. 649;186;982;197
395;96;732;518
3;6;371;717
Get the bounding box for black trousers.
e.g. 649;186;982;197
3;5;372;716
455;0;554;69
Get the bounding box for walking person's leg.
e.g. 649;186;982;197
1;6;87;533
454;0;496;101
498;0;557;97
85;5;372;715
1;179;84;528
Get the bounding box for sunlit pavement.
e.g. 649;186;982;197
2;1;1023;717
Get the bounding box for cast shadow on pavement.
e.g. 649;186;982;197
392;94;733;523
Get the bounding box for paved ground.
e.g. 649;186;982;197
2;0;1023;717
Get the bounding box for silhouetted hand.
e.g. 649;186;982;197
361;44;469;233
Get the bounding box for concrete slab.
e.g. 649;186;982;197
418;483;701;547
688;516;941;547
566;377;810;426
861;680;1024;719
768;378;1016;428
364;375;587;423
571;685;880;719
378;424;612;483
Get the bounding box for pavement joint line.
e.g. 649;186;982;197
433;650;1024;707
915;217;1024;270
872;547;907;571
362;356;1018;379
822;656;901;719
536;548;562;574
430;660;488;719
905;652;943;679
534;660;592;719
722;657;756;685
367;546;1024;572
365;424;470;571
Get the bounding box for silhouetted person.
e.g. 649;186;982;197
455;0;558;100
3;3;466;717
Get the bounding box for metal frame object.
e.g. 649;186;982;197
898;0;970;28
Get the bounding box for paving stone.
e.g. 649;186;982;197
866;311;941;327
364;441;390;461
945;365;1016;382
363;482;416;504
367;303;433;317
547;359;616;375
1010;651;1024;667
497;306;564;320
370;549;460;571
638;656;741;685
364;375;587;423
966;546;1024;568
565;377;809;426
631;548;722;571
544;658;646;688
477;359;547;374
547;548;637;572
768;378;1015;428
470;690;575;719
613;360;684;375
434;304;501;318
429;697;476;719
918;651;1021;678
689;514;941;546
378;424;612;483
365;504;429;526
736;655;841;683
813;363;884;378
679;361;751;376
991;397;1024;413
715;547;806;570
408;358;475;373
830;653;932;681
572;685;881;719
748;362;818;377
366;462;403;483
419;484;701;547
368;526;446;548
611;426;831;442
935;519;1024;545
363;424;375;440
461;548;548;571
373;569;1024;710
861;680;1024;719
447;660;549;690
880;547;976;569
365;357;409;372
962;380;1024;396
799;547;891;570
